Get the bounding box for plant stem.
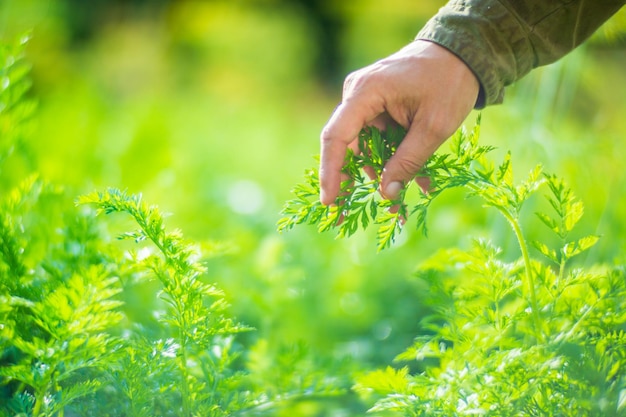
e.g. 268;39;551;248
494;296;503;351
32;379;48;417
33;392;43;417
501;209;544;342
179;323;192;417
557;257;566;290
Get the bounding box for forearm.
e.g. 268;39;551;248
417;0;626;107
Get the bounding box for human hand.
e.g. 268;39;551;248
319;40;480;205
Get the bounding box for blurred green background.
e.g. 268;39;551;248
1;0;625;405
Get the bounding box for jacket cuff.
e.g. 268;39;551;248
416;0;533;107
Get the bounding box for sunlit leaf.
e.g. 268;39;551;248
536;212;560;235
533;240;560;264
562;235;600;260
564;200;584;233
353;366;412;397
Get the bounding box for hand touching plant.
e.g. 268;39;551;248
280;115;624;416
279;118;493;251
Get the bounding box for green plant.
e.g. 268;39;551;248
354;211;626;415
278;120;495;251
278;124;409;251
0;178;122;417
77;188;258;416
1;33;255;417
1;32;356;417
2;180;351;416
1;33;120;417
0;183;260;416
280;121;626;415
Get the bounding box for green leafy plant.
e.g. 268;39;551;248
280;119;626;415
1;34;121;417
77;188;257;417
278;120;496;251
2;181;349;416
278;124;408;251
0;175;128;416
0;183;260;416
1;32;355;417
0;31;35;171
354;205;625;415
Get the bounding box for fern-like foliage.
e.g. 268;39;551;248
352;137;626;416
0;32;357;417
279;119;495;251
0;32;36;171
1;34;121;417
0;268;123;417
0;177;125;417
77;188;255;416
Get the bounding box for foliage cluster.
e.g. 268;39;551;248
0;178;258;416
2;19;626;416
280;121;498;251
0;35;350;416
278;124;408;251
281;122;626;414
0;60;255;413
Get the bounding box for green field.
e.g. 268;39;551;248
2;1;626;415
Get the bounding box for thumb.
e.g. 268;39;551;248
380;124;441;200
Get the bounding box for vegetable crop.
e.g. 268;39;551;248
280;122;626;415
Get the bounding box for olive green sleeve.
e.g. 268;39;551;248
416;0;626;107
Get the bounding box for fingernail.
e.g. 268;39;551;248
320;191;335;206
384;181;403;200
320;191;328;205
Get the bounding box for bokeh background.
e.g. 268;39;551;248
1;0;625;413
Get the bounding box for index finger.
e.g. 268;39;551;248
319;100;376;205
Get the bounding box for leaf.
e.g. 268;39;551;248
532;240;560;264
375;210;403;252
279;117;551;254
317;205;340;232
514;164;544;208
278;125;409;247
562;235;600;260
353;366;412;397
394;335;445;363
49;380;102;414
540;174;585;239
496;152;513;187
536;212;560;235
564;200;584;233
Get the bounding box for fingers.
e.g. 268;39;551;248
415;176;432;193
380;122;443;199
319;82;385;206
319;104;361;205
320;41;479;205
376;43;479;199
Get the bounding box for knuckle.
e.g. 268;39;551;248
423;113;455;140
343;67;377;96
320;125;335;144
393;155;424;178
343;70;361;95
